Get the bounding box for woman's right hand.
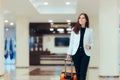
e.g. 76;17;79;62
66;55;71;60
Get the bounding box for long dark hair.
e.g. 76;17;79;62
73;13;89;34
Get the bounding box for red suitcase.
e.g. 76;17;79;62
60;59;77;80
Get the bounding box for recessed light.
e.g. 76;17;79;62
67;20;71;23
10;22;14;26
65;2;71;5
43;2;48;5
48;20;53;23
4;20;8;23
57;28;64;32
50;28;54;31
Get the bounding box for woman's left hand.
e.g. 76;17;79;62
85;44;91;50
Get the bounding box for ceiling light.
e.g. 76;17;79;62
4;20;8;23
10;22;14;26
66;2;71;5
50;28;54;31
43;2;48;5
67;20;71;23
48;20;53;23
57;28;64;32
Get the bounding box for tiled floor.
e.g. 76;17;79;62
0;65;120;80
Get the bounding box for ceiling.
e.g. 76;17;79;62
3;0;99;23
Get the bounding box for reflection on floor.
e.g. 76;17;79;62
30;68;60;75
0;65;98;80
0;64;120;80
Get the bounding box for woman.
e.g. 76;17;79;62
66;13;94;80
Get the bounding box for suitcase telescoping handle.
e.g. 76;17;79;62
64;59;73;78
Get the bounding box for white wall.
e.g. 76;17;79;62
16;17;29;67
89;16;99;67
119;29;120;64
118;13;120;65
0;2;4;74
43;34;69;54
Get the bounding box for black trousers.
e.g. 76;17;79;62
72;48;90;80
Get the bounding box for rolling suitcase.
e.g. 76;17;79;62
60;59;77;80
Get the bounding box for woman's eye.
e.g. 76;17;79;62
82;17;85;19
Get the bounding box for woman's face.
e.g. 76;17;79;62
79;14;87;26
